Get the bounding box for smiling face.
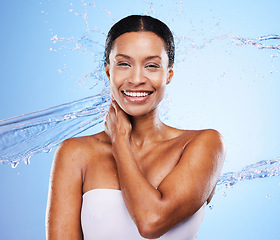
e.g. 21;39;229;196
106;31;174;117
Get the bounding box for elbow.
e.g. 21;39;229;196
138;225;162;239
137;214;166;239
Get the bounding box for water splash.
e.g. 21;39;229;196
0;93;110;167
229;34;280;51
175;33;280;55
217;157;280;189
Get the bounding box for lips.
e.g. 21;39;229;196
121;90;153;103
122;90;153;97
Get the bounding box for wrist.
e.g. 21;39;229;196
112;132;129;144
112;134;130;157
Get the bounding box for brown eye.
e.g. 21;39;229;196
146;64;160;69
116;62;131;67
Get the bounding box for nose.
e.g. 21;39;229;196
129;66;146;86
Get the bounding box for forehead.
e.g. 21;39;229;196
110;32;167;59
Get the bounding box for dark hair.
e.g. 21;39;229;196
104;15;175;68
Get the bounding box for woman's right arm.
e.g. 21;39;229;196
46;139;84;240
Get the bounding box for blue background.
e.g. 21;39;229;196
1;0;280;239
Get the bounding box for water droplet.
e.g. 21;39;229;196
222;191;227;197
209;205;214;210
11;162;19;168
24;157;31;165
43;148;52;153
271;53;279;58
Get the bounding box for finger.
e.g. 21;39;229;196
111;94;115;102
111;100;123;113
110;100;118;114
110;100;129;123
105;112;109;122
108;102;116;114
104;119;108;132
109;103;117;116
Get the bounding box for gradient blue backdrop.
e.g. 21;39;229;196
1;1;279;239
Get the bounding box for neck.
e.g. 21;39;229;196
129;108;165;147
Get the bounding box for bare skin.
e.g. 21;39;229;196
46;32;226;239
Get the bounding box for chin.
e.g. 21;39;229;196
120;105;156;117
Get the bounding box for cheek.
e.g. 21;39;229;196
110;78;124;103
153;76;167;91
148;70;168;85
110;83;119;99
109;68;126;87
109;71;119;91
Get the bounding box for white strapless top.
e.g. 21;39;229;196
81;189;205;240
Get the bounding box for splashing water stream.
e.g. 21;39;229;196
0;93;110;168
217;157;280;189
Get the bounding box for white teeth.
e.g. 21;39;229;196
123;90;151;97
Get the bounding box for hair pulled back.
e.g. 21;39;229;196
104;15;175;68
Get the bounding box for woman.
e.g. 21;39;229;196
46;15;225;239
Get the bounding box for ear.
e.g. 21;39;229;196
166;66;174;85
105;64;110;80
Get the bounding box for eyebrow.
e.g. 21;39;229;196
115;54;162;61
115;54;131;59
146;55;162;60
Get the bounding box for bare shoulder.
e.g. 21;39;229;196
57;131;110;153
53;131;111;169
167;124;224;147
188;129;226;152
179;128;226;170
165;124;225;152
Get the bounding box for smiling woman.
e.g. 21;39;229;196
45;15;225;240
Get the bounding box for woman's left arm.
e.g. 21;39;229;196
105;102;226;239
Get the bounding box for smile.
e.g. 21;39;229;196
122;90;153;97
